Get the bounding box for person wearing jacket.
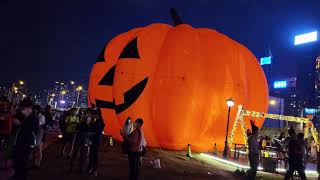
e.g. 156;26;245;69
121;118;145;180
12;98;39;180
87;108;105;176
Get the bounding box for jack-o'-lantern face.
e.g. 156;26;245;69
94;37;148;114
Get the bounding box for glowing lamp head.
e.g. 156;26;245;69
269;99;277;106
60;90;66;95
22;94;26;98
60;100;66;104
58;134;63;139
70;81;75;85
76;86;83;91
19;80;24;85
226;98;235;108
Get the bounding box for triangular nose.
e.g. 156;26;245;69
98;65;116;86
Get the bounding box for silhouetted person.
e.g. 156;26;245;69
69;109;92;173
246;120;259;180
12;98;38;180
284;129;306;180
33;105;45;168
87;108;105;176
43;105;53;144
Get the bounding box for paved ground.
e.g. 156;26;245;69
2;131;318;180
28;138;237;180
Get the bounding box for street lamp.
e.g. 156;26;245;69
269;99;277;106
60;90;66;101
223;97;235;158
76;85;83;107
70;81;75;85
19;80;24;85
61;90;66;95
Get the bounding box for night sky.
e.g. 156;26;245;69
1;0;319;88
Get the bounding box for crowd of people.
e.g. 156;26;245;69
246;120;315;180
0;96;147;180
2;95;320;180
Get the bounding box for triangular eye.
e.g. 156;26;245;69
98;65;116;86
96;45;106;62
119;37;140;59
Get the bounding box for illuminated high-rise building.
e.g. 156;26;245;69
315;56;320;108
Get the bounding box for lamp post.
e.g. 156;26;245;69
223;97;235;158
60;90;66;100
9;80;24;104
76;85;83;107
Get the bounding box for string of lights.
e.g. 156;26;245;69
228;105;319;152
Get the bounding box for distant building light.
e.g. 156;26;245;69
305;108;317;115
274;81;287;89
294;31;318;45
260;56;272;65
316;57;320;69
60;100;66;104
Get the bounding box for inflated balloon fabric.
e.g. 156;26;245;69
88;23;268;152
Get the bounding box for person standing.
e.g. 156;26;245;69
61;108;79;158
69;109;92;173
33;105;46;168
43;105;53;146
44;105;53;128
12;98;39;180
284;129;307;180
87;108;105;176
246;120;259;180
121;118;145;180
123;117;133;136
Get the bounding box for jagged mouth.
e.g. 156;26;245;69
95;77;148;114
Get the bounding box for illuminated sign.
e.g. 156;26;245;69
260;56;271;65
294;31;318;45
274;81;287;89
305;108;316;115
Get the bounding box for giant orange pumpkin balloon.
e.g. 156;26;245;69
88;11;268;152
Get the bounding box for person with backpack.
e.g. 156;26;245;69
284;129;307;180
121;118;145;180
